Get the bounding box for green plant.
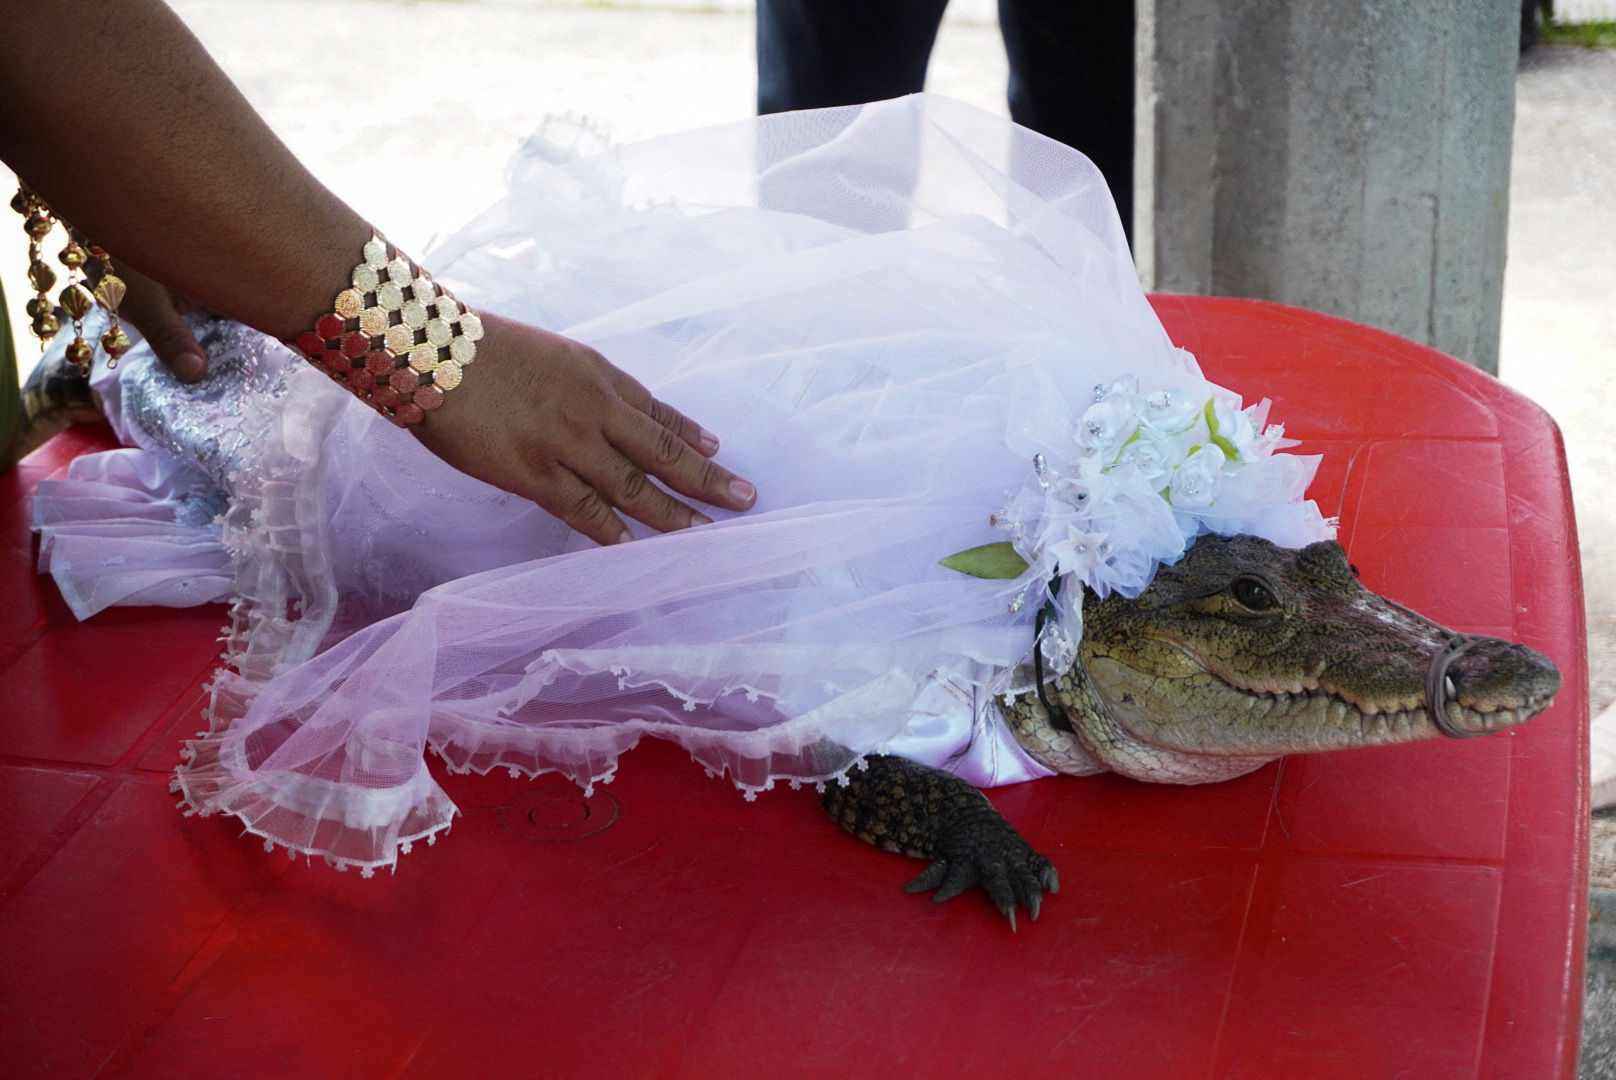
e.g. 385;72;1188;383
1541;20;1616;48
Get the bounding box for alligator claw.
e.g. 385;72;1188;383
904;860;950;894
902;802;1057;927
929;859;977;904
821;753;1056;926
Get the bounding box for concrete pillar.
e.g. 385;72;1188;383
1137;0;1518;373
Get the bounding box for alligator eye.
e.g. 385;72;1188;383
1230;575;1280;611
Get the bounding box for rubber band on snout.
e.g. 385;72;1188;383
1425;633;1489;738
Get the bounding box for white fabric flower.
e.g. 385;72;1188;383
1141;389;1199;433
1046;524;1110;580
1112;425;1177;485
1210;399;1259;461
1169;444;1226;508
1076;396;1136;456
990;379;1327;643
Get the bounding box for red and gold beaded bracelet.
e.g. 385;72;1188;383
286;232;483;425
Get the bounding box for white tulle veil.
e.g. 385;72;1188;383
32;95;1330;871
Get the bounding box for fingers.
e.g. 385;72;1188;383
535;462;633;547
1011;861;1044;922
115;263;207;382
150;325;208;382
608;407;756;516
903;836;1057;927
981;862;1016;924
572;440;714;535
412;315;756;545
610;371;722;457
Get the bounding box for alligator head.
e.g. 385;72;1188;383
1004;534;1562;784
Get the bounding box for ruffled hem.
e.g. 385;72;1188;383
172;671;459;876
34;448;233;618
173;357;365;857
88;95;1335;873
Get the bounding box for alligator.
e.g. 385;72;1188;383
2;321;109;470
6;345;1563;925
822;533;1562;928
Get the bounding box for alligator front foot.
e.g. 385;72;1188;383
901;801;1060;929
821;754;1058;929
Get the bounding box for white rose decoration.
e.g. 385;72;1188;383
1209;399;1258;461
1076;396;1136;456
1141;389;1199;433
1112;425;1177;485
1169;444;1227;508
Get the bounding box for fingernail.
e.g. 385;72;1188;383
698;428;720;453
689;511;713;527
178;352;207;381
614;528;634;545
728;479;756;506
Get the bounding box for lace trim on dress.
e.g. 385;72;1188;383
169;355;385;867
97;96;1335;874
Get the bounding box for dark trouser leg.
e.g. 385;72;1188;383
755;0;953;232
756;0;952;114
998;0;1136;241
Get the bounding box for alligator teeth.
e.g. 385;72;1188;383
1444;675;1457;701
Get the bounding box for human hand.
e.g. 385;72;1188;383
412;313;757;544
113;260;209;382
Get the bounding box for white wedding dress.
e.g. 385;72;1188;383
32;96;1330;872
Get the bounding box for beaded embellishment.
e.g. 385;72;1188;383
285;232;483;426
10;185;130;373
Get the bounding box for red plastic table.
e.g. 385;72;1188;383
0;297;1589;1079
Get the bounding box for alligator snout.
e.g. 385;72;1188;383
1429;635;1562;738
1037;535;1566;776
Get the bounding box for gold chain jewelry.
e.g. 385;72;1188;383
284;231;482;426
9;185;129;374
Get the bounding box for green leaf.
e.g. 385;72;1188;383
1203;398;1239;461
940;541;1030;580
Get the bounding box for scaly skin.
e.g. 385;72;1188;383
8;362;1563;925
822;754;1058;929
2;341;104;470
829;533;1562;924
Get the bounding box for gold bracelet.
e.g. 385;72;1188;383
286;231;483;426
11;184;131;374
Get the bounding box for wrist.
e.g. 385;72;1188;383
282;231;483;426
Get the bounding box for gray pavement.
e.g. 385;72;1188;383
1501;46;1616;808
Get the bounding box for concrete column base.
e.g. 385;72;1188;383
1137;0;1517;373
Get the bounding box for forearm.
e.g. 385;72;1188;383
1;0;759;541
0;0;362;338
